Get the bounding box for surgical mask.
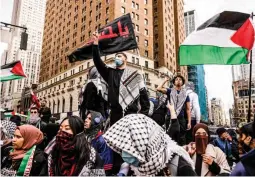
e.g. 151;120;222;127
121;151;139;167
115;57;123;67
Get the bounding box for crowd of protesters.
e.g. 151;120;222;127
1;32;255;176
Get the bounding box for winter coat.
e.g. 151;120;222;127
186;89;201;122
39;107;51;123
191;144;231;176
91;133;113;175
1;147;48;176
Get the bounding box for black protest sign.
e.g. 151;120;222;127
68;13;138;63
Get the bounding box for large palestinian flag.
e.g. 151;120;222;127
179;11;255;65
0;61;26;82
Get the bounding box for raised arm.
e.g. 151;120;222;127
156;77;169;94
92;32;109;82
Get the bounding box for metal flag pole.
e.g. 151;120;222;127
247;12;254;123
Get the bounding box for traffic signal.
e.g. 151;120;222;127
20;31;28;50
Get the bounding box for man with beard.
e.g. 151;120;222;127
92;32;150;126
157;75;191;145
39;100;51;123
231;122;255;176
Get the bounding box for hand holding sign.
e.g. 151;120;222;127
93;31;99;45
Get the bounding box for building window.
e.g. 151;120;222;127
144;19;148;25
144;8;148;15
106;7;109;14
136;3;139;9
144;29;148;35
145;73;149;80
132;1;135;8
145;61;148;68
144;0;148;4
136;14;139;20
57;99;60;113
132;57;135;63
136;58;139;65
136;36;139;42
132;12;135;18
121;6;125;14
136;25;139;31
145;50;149;57
145;40;148;46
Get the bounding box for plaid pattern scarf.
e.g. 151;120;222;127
119;68;146;112
103;114;194;175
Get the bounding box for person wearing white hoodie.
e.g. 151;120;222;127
186;82;201;143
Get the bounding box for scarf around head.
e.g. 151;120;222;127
85;111;104;142
54;130;76;176
9;125;43;160
1;120;17;139
103;114;194;175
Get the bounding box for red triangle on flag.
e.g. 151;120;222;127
11;61;26;77
231;18;255;50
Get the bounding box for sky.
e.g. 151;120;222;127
1;0;255;119
184;0;255;119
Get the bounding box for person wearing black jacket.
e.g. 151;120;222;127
39;100;52;123
80;66;107;119
92;31;150;126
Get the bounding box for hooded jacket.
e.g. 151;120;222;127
186;89;201;123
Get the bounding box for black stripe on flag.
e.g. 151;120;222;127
1;61;20;69
197;11;250;31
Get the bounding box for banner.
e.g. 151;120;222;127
68;13;138;63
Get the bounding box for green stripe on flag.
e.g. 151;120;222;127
179;45;249;65
0;75;24;82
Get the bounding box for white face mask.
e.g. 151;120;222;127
115;57;124;66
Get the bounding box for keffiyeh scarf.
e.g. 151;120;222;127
119;68;146;112
103;114;194;175
1;120;17;139
170;88;187;117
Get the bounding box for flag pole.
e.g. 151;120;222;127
247;12;254;123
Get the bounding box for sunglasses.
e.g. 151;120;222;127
31;111;38;114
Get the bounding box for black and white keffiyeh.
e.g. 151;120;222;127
1;120;17;139
103;114;194;175
170;88;187;117
119;67;146;112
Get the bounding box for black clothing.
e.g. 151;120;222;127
1;147;48;176
208;161;221;175
81;82;107;119
39;107;51;123
92;45;150;125
177;156;197;176
241;148;255;176
195;154;203;176
168;119;180;143
151;98;167;126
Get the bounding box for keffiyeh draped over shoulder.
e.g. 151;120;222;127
103;114;194;175
1;120;17;139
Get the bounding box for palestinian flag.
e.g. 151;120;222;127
0;61;26;82
180;11;255;65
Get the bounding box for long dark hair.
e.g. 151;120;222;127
52;116;91;176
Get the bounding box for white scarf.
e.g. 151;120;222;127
103;114;194;175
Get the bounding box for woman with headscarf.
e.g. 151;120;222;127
185;123;231;176
103;114;196;176
84;110;113;175
1;125;47;176
48;115;105;176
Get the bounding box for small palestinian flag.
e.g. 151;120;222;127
0;61;26;82
180;11;255;65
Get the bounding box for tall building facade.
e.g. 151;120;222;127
38;0;187;117
184;9;208;122
153;0;187;79
1;0;46;110
211;98;226;126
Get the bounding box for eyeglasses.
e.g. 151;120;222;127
31;111;38;114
